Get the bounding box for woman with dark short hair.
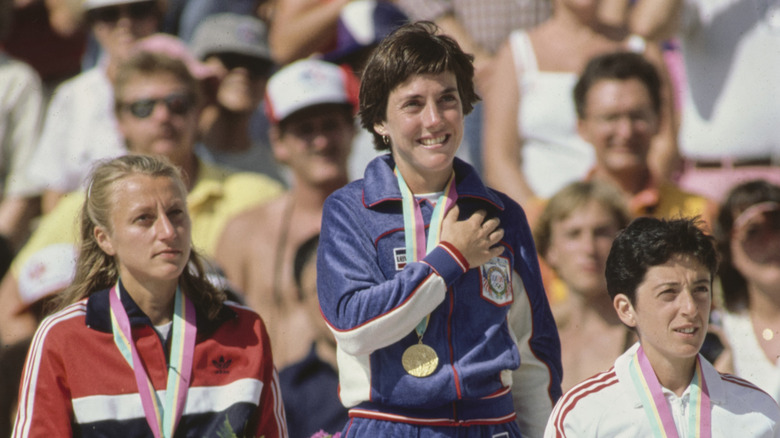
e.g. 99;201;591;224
546;216;780;437
317;21;561;437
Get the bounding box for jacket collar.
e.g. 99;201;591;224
617;343;727;408
362;154;504;210
85;279;236;336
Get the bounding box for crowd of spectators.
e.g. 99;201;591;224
1;0;779;436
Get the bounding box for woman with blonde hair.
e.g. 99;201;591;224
13;155;288;438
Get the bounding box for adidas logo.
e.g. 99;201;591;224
212;355;232;374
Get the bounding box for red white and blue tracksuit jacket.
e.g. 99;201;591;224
13;282;288;438
317;155;562;436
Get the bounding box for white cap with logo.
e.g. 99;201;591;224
264;59;358;124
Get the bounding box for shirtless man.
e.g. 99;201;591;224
215;59;356;367
534;180;634;392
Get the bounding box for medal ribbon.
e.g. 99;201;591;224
395;167;458;337
109;281;197;438
628;346;711;438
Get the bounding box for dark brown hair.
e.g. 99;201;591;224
573;51;662;119
358;21;479;151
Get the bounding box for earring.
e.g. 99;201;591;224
382;135;389;145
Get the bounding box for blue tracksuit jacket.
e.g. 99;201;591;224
317;155;562;436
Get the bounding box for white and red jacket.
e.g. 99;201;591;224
13;282;288;437
545;343;780;437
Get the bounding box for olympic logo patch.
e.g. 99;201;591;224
480;256;513;306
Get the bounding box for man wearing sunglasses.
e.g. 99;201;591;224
0;49;284;349
189;13;282;180
27;0;161;214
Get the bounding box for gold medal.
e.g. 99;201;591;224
402;343;439;377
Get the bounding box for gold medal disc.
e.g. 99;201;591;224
402;343;439;377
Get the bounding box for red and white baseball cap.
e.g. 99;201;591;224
17;243;78;315
264;59;359;124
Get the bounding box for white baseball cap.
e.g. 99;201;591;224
264;59;358;124
83;0;155;11
17;243;78;314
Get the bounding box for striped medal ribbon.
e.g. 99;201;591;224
109;281;197;438
395;167;457;377
628;345;711;438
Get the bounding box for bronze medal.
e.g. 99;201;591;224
402;343;439;377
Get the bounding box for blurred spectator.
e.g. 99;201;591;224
674;0;780;202
268;0;353;65
714;180;780;401
189;13;283;181
162;0;256;41
26;0;162;213
279;234;348;438
396;0;552;173
482;0;678;209
597;0;682;42
316;0;406;181
0;49;283;348
534;181;634;392
0;243;75;438
574;51;709;222
0;7;46;250
215;59;355;368
3;0;87;93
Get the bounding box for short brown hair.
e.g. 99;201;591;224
358;21;479;151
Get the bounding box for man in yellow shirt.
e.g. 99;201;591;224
574;51;712;223
0;48;283;346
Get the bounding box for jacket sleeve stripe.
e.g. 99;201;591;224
13;303;86;438
326;273;446;356
70;378;264;423
552;370;619;436
271;369;289;438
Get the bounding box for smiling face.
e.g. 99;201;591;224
546;200;621;299
95;174;192;290
614;254;711;369
578;78;659;177
373;72;463;193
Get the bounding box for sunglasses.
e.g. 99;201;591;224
88;1;157;24
119;93;194;119
212;53;274;79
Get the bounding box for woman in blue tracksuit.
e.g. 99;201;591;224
317;21;562;437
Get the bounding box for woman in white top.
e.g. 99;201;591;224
482;0;677;210
714;180;780;402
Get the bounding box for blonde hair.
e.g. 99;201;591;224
53;155;225;318
534;180;631;258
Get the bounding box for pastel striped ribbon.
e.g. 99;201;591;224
628;345;711;438
109;281;196;438
395;167;457;337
